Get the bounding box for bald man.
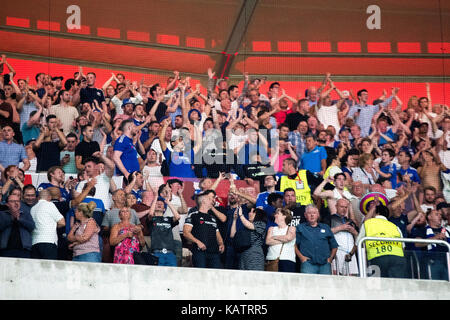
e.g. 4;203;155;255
30;189;65;259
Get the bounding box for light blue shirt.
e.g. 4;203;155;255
348;95;395;137
0;140;27;168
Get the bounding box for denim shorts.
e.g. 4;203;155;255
72;251;102;263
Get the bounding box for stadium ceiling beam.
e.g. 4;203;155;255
212;0;259;82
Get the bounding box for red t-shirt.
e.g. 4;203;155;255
273;108;293;125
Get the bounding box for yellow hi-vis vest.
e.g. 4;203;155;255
279;170;313;205
364;218;404;260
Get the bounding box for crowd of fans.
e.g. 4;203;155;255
0;53;449;280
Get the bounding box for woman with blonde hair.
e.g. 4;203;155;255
68;201;101;262
110;207;145;264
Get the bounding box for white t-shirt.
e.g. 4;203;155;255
266;226;296;262
317;104;340;136
164;195;182;241
76;173;112;210
31;199;64;245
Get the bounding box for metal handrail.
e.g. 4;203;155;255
357;237;450;281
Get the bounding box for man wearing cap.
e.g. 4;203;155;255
49;90;79;135
111;82;143;117
114;98;134;122
51;76;64;91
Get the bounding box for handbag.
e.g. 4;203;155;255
264;227;288;272
233;227;252;253
133;243;159;266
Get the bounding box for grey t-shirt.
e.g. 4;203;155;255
148;216;179;252
101;208;141;229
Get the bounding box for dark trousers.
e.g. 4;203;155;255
0;249;31;259
224;244;241;269
31;243;58;260
369;255;408;279
192;250;222;269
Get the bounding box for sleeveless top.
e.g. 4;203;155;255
72;218;100;257
266;226;296;262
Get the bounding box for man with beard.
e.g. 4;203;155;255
113;119;140;179
49;90;79;135
75;124;100;171
284;188;306;228
37;166;72;202
421;186;437;213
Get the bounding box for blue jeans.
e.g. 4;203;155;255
153;252;177;266
428;259;449;281
301;260;332;275
72;252;102;263
192;250;222;269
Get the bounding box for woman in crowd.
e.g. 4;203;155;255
265;208;296;272
67;201;101;262
109;206;145;264
230;207;267;271
351;152;379;189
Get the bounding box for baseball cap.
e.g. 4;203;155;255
437;202;449;210
122;98;135;107
51;76;64;81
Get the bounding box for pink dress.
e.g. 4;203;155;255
113;226;140;264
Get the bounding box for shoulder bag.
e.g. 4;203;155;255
264;227;288;272
133;242;159;266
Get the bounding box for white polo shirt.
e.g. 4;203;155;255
31;199;64;245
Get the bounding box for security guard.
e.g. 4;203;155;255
356;204;407;278
277;158;322;206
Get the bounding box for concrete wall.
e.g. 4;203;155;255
0;257;449;300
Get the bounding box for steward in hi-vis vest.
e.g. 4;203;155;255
279;170;313;205
277;158;323;205
364;217;404;260
356;204;407;279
